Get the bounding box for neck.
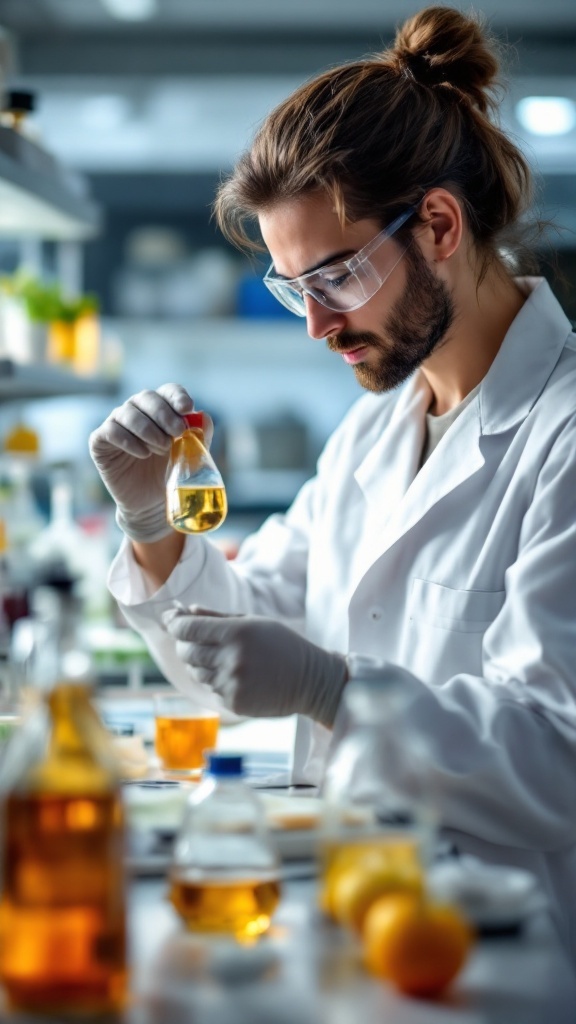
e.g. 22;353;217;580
422;262;526;417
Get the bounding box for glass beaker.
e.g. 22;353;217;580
154;692;219;775
318;676;436;928
166;412;227;534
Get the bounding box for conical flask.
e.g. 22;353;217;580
166;412;227;534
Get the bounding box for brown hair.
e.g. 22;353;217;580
213;5;536;271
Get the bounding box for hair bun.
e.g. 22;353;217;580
393;5;500;113
402;51;447;86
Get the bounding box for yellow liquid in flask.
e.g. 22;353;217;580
168;485;227;534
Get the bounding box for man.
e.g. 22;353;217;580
90;6;576;957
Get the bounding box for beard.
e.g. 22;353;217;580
326;244;455;393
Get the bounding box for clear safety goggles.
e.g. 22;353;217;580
263;207;416;317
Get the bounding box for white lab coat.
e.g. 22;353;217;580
110;277;576;960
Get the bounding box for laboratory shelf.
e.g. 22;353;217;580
0;126;100;240
0;358;118;399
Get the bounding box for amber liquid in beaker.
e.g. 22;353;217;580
168;485;227;533
0;791;127;1013
169;871;281;938
155;714;219;772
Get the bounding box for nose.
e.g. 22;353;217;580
304;295;347;341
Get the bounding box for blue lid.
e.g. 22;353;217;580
206;752;244;777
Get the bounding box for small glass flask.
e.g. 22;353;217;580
166;411;227;534
318;676;436;925
169;752;281;939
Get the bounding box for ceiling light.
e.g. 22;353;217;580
515;96;576;137
100;0;157;21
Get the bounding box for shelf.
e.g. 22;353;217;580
0;359;118;399
0;127;100;240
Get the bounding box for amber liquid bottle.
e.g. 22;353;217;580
169;752;281;940
166;412;227;534
0;593;127;1014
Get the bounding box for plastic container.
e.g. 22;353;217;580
0;587;128;1015
318;677;436;923
169;752;281;938
165;412;227;534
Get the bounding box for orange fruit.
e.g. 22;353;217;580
362;892;474;998
331;859;423;933
318;838;422;922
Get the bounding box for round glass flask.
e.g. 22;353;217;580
169;752;281;939
166;412;227;534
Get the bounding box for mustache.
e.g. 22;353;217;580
326;332;381;353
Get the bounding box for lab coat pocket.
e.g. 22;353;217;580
409;579;506;633
405;579;505;684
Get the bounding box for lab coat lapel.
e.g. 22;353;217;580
394;402;485;542
354;372;430;519
350;277;572;580
352;372;484;578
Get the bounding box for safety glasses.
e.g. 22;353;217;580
263;207;416;317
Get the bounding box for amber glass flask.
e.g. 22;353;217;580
0;679;127;1014
166;411;227;534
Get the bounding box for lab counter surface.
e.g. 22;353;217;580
2;713;575;1022
2;870;575;1023
126;875;576;1024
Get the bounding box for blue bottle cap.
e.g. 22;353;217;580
206;752;244;777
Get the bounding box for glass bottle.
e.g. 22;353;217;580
0;90;36;134
169;752;281;939
166;411;227;534
318;676;436;922
0;583;128;1015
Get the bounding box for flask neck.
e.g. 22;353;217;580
47;682;93;751
27;584;92;692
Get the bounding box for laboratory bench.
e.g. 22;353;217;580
4;848;574;1024
127;872;575;1024
2;714;575;1023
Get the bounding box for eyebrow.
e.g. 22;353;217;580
272;248;356;281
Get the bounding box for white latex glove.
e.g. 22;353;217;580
162;606;348;728
89;384;212;543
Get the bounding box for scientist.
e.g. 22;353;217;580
90;7;576;957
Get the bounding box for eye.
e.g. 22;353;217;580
309;268;352;298
321;269;351;289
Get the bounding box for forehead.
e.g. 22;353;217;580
258;193;381;279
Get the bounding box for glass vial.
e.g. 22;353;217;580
166;412;227;534
0;590;128;1015
169;752;281;939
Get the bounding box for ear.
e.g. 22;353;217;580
415;188;463;262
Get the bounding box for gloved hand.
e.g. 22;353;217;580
162;606;348;728
89;384;212;543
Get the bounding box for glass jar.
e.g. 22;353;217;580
318;675;436;925
165;411;227;534
169;752;281;939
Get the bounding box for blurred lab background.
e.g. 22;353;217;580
0;0;573;689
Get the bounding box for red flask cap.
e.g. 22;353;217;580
183;412;203;429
